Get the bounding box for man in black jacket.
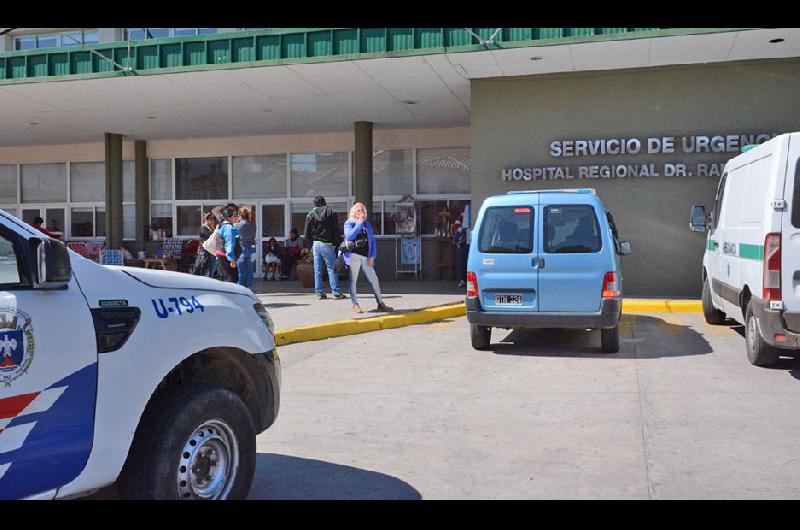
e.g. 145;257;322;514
304;196;345;299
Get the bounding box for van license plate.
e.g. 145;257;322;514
495;294;522;305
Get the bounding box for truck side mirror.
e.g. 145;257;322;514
30;237;71;289
689;206;708;232
619;241;631;255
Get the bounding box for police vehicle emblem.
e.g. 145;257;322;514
0;308;34;387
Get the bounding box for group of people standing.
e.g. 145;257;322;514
192;196;393;314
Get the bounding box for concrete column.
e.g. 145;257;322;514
134;140;149;253
104;133;123;250
353;121;373;218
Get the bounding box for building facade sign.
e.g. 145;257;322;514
501;132;779;181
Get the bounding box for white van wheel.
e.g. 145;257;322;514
745;303;779;367
470;325;491;350
702;277;726;325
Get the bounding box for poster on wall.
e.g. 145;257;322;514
401;237;421;265
395;197;417;235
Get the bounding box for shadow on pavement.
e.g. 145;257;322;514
490;314;712;358
248;453;421;500
262;302;310;309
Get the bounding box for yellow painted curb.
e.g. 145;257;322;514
274;298;703;346
274;302;466;346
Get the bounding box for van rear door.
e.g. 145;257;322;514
537;195;609;312
473;200;538;312
780;134;800;323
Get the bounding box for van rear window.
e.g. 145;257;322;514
544;205;602;253
478;206;534;254
792;159;800;229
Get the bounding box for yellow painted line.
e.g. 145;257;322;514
274;298;703;346
274;302;467;346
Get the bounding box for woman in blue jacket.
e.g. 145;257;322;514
343;203;393;314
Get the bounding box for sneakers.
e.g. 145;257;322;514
376;302;394;312
352;304;363;314
317;293;327;300
333;293;347;300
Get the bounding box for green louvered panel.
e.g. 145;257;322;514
8;57;25;79
0;59;6;80
48;54;69;76
114;48;134;70
184;42;205;65
137;46;159;70
416;28;443;48
360;28;387;53
445;28;471;47
535;28;564;39
70;51;92;74
231;38;255;62
94;49;116;72
388;28;413;51
307;31;332;57
282;33;306;58
332;29;358;54
502;28;533;42
160;43;183;68
208;40;230;64
633;28;659;32
565;28;595;37
597;28;627;35
256;35;280;60
28;55;48;77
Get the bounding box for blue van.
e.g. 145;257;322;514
466;189;631;352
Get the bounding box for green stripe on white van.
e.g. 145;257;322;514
707;239;717;251
738;243;763;261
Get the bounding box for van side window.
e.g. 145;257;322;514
544;205;602;254
478;206;534;254
0;233;23;286
713;173;727;230
792;159;800;229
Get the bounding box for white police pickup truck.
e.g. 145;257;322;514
0;210;280;500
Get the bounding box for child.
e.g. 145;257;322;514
263;238;282;280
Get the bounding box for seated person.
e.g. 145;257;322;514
280;228;303;280
263;238;283;281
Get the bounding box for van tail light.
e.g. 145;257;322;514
601;272;620;298
467;272;478;298
763;233;781;302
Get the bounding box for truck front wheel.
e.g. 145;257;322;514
120;387;256;500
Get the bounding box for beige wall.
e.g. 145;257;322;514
0;127;470;163
471;59;800;297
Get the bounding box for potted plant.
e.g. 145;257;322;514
295;247;315;288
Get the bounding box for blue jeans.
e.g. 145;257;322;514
237;245;255;289
207;255;216;278
312;241;340;295
349;253;383;307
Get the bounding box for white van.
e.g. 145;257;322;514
690;132;800;366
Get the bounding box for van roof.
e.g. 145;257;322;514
505;188;596;195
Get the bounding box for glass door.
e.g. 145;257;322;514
259;201;287;280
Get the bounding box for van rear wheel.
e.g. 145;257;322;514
601;325;620;354
745;303;779;367
702;277;726;325
470;325;491;350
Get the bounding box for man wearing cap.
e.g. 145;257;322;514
304;196;345;300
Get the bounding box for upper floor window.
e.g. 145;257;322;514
125;28;220;40
15;30;98;51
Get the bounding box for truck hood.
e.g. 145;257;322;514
115;266;255;297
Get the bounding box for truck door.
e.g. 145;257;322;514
0;215;98;499
707;172;727;308
781;135;800;324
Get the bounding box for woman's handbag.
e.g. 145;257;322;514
333;249;348;273
201;227;222;255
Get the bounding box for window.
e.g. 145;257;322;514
417;147;470;194
290;152;349;198
261;205;285;238
291;201;347;236
175;157;228;201
174;28;197;37
420;200;448;235
147;28;170;39
177;205;202;236
0;233;22;285
83;31;99;45
544;205;602;254
21;163;67;203
383;200;398;235
14;37;36;51
479;206;534;254
123;204;135;240
370;202;383;235
96;208;105;237
150;159;172;200
150;204;173;240
0;165;17;204
71;208;95;238
792;161;800;229
374;149;413;196
713;173;727;231
126;28;219;40
123;161;135;202
15;30;97;51
70;162;105;202
232;155;287;199
60;32;82;47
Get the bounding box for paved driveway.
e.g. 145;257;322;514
250;312;800;499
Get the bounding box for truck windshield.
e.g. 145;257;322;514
478;206;534;254
544;205;602;253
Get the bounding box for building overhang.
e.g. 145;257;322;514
0;27;797;146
